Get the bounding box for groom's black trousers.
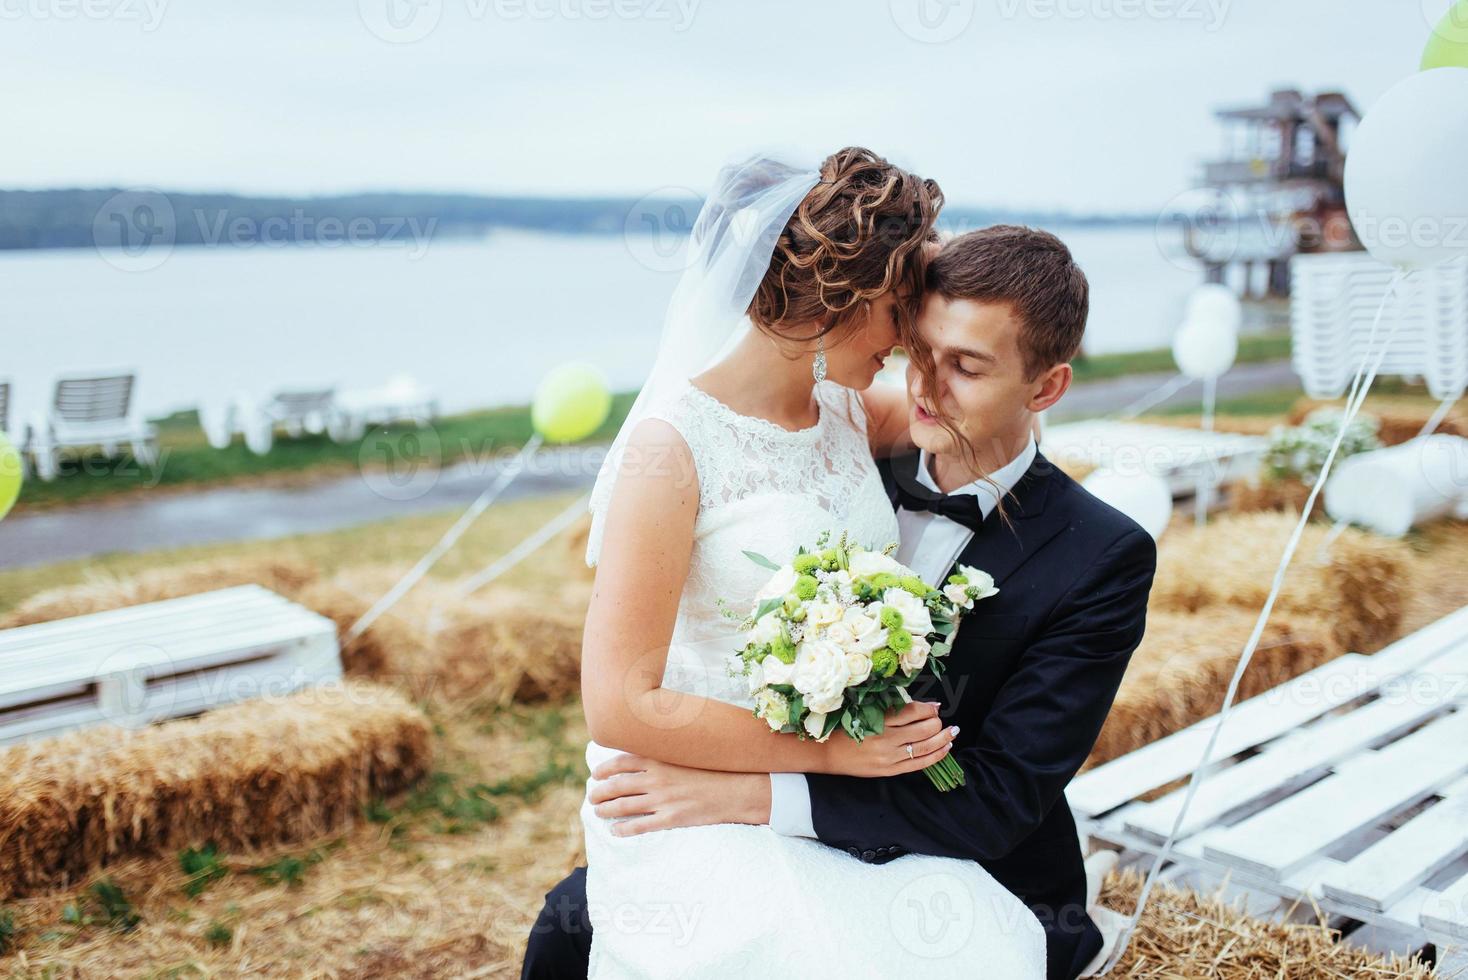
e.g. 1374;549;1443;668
521;866;592;980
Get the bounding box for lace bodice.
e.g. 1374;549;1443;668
638;379;900;706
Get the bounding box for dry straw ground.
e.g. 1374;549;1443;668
1;492;1465;976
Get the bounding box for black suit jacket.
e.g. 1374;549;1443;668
805;450;1156;980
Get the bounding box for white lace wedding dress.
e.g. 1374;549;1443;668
581;378;1046;979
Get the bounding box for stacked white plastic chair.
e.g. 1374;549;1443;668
1291;252;1468;401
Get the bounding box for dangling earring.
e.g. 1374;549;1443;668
812;334;827;383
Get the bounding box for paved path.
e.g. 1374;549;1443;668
0;362;1301;570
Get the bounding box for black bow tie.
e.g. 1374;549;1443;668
892;469;987;529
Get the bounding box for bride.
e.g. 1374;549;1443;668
580;147;1046;977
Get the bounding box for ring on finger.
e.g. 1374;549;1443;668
904;743;914;760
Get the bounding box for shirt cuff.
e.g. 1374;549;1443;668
768;772;817;838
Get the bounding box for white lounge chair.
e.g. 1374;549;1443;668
203;379;437;453
0;584;342;745
27;372;159;482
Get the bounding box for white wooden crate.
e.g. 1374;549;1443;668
0;584;341;745
1070;605;1468;948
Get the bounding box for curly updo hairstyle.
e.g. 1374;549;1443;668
748;146;943;346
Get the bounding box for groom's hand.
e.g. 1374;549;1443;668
588;753;771;837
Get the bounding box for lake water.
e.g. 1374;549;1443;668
2;225;1205;424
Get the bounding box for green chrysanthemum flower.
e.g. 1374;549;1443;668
880;606;904;630
820;548;840;570
888;628;913;653
899;575;929;597
794;574;819;601
793;553;822;576
871;647;899;678
870;572;899;591
947;572;969;585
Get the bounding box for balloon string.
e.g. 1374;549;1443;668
345;433;544;643
1094;270;1407;975
1117;374;1195;420
454;492;590;597
1416;393;1461;439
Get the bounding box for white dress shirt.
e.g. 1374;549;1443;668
767;436;1039;838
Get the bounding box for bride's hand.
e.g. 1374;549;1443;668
820;701;959;777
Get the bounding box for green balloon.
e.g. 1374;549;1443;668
532;363;613;444
1422;0;1468;70
0;432;22;521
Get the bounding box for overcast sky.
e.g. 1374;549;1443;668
0;0;1438;211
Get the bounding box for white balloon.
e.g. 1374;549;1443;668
1083;468;1174;541
1345;67;1468;270
1325;435;1468;537
1185;284;1242;335
1172;317;1239;380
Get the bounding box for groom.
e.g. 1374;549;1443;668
522;226;1157;980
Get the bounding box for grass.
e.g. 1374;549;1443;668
10;334;1295;513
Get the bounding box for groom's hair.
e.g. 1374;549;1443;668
928;225;1089;380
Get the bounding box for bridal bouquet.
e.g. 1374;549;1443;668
728;531;997;792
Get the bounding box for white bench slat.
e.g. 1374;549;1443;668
1122;640;1468;840
0;585;285;645
0;590;328;659
1201;709;1468;879
1319;777;1468;912
1420;870;1468;939
1069;655;1369;817
1;602;331;678
0;617;338;705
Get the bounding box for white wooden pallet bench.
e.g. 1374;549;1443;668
1040;420;1266;497
0;585;341;745
1069;605;1468;952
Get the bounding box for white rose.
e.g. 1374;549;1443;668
803;710;831;741
824;620;857;649
900;632;931;675
792;638;851;715
845;651;873;686
958;565;999;600
943;583;975;610
807;600;844;628
760;654;795;687
756;565;798;601
882;587;934;637
825;569;854;599
840;606;889;655
847;549;904;579
747;611;784;648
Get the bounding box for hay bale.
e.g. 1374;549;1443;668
564;512;595;579
0;556;320;630
0;679;431;900
1225;476;1314;516
1152;512;1411;652
1089;608;1339;768
1098;868;1432;978
297;566;588;706
1290;396;1467;446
